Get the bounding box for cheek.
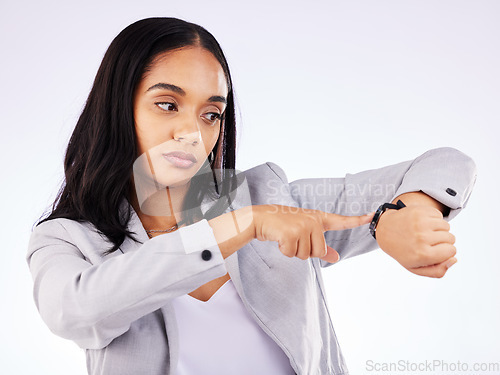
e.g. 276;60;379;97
134;128;155;155
133;111;148;154
202;126;221;150
134;131;147;155
134;118;170;155
133;102;160;151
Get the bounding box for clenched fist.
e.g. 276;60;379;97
375;205;457;278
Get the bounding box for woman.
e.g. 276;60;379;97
27;17;477;375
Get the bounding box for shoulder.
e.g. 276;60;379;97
29;217;78;244
240;161;289;184
30;217;99;241
235;162;296;206
27;217;112;263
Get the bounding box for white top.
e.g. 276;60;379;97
172;279;295;375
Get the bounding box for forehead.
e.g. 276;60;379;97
139;47;228;97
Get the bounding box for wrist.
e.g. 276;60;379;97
391;191;449;217
241;205;257;241
250;204;277;241
250;205;264;241
208;206;256;259
375;209;397;238
369;200;406;240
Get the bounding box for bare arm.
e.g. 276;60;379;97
207;205;256;259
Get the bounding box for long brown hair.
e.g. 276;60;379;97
35;17;239;255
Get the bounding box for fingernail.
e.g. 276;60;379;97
445;258;458;269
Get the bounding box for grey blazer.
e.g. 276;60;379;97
26;147;477;375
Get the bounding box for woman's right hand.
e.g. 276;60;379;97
252;205;374;263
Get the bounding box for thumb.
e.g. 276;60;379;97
320;246;340;263
323;211;375;231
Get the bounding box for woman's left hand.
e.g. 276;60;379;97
375;205;457;278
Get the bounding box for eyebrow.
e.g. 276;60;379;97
146;82;227;104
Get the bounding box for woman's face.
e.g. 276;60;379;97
132;46;228;190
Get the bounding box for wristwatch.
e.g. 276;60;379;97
369;199;407;239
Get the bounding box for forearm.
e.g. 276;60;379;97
27;220;229;349
208;205;256;259
392;191;451;217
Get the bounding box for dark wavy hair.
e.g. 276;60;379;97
35;17;240;255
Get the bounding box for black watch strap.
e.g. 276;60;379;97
369;199;406;239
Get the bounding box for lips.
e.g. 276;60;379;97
162;151;197;163
162;150;198;169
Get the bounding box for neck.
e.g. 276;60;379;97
129;182;190;232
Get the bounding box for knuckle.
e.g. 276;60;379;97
297;220;312;232
443;221;451;231
305;212;320;222
299;245;311;259
450;245;457;257
414;230;428;245
431;207;444;219
279;243;293;257
314;247;326;258
409;215;426;233
409;206;423;219
287;227;300;239
435;269;447;278
413;215;426;229
296;219;307;228
419;205;442;218
415;245;433;263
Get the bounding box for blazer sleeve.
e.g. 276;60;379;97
26;218;228;349
266;147;477;267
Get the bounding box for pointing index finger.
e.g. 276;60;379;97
323;211;375;231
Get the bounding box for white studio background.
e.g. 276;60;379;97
1;1;498;374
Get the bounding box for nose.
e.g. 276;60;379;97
174;133;200;145
173;120;202;145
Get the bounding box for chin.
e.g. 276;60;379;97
155;161;206;188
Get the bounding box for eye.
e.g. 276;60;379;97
155;102;178;112
202;112;222;125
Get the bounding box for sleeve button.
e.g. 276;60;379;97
446;188;457;196
201;250;212;261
